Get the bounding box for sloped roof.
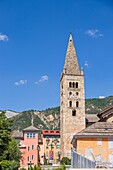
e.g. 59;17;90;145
11;130;23;138
73;122;113;138
86;114;99;123
23;125;39;132
97;105;113;119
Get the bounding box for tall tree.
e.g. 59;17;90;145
0;111;21;169
0;111;12;160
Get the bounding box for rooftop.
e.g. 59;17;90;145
23;125;39;132
86;114;99;123
73;122;113;138
11;130;23;138
97;105;113;119
42;130;60;135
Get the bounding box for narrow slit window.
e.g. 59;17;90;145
28;156;30;161
69;101;72;107
73;82;75;88
69;82;72;88
76;101;79;108
76;82;78;88
72;110;76;116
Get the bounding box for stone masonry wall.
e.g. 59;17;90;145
60;74;85;158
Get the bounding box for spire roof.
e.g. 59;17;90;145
63;33;81;75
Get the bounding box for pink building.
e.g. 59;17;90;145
12;126;39;169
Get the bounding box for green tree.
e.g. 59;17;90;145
0;111;22;169
60;157;71;165
6;138;21;162
0;111;12;161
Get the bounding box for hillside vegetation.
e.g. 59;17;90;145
10;96;113;131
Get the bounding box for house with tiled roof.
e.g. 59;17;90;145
72;105;113;167
12;125;39;169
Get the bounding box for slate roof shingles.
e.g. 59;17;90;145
74;122;113;138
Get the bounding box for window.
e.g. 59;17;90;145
69;101;72;107
32;145;34;150
73;82;75;88
69;82;72;88
56;144;60;149
76;92;79;96
76;82;78;88
109;139;113;149
28;146;30;151
32;155;34;160
98;139;102;146
76;101;79;108
27;132;36;138
57;151;60;156
27;133;29;138
30;133;32;138
72;110;76;116
33;133;35;138
28;156;30;161
69;92;72;96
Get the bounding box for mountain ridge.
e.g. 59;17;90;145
2;96;113;131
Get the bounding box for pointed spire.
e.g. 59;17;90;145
63;33;81;75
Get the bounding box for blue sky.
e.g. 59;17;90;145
0;0;113;112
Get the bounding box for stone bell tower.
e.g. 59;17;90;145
60;33;85;158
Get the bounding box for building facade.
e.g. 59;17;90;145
12;128;61;168
72;121;113;167
60;33;85;158
12;126;39;169
42;130;60;164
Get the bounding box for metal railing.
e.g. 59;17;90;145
71;148;95;168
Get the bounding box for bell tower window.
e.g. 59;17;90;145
69;101;72;107
76;101;79;108
69;82;72;88
76;92;79;96
72;110;76;116
73;82;75;88
76;82;78;88
69;92;72;96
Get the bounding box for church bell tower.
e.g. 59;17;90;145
60;33;85;158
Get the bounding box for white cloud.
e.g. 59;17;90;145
14;80;27;86
0;33;8;41
35;75;49;84
84;61;88;67
99;96;105;99
85;29;104;38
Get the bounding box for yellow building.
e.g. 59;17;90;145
40;130;60;164
72;121;113;166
